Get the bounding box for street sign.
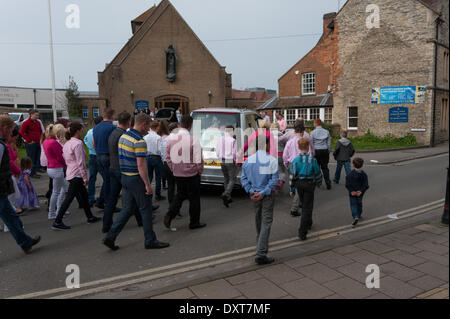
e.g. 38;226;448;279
389;107;408;123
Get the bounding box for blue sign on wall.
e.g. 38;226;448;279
135;100;149;110
389;107;409;123
380;86;416;104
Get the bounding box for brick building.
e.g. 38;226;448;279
227;88;276;110
334;0;449;145
98;0;232;116
259;13;338;127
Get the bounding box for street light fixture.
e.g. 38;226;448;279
47;0;57;122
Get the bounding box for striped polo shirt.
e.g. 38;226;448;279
118;128;148;176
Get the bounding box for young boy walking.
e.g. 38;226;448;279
289;139;322;241
333;130;355;184
345;158;369;227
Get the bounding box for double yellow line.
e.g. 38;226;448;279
9;199;444;299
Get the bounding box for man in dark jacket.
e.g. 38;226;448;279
333;130;355;184
345;158;369;227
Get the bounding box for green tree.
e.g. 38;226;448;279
66;75;82;117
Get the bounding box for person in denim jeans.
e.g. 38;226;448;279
333;130;355;184
345;158;369;227
84;116;103;206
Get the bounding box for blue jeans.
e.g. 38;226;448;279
334;161;351;183
0;197;33;251
106;175;156;246
147;156;163;197
96;155;111;205
88;155;102;204
349;195;363;220
25;143;41;176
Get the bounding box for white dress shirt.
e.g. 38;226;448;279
144;130;162;156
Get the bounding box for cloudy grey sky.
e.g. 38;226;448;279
0;0;346;92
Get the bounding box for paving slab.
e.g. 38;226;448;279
295;263;344;284
380;262;425;282
414;261;449;281
226;271;263;286
337;262;381;284
412;232;449;244
386;240;424;254
281;278;334;299
151;288;194;299
377;276;424;299
381;250;428;267
413;240;449;255
415;251;449;266
355;240;397;255
323;277;377;299
311;251;354;268
284;256;317;268
385;233;424;245
347;249;390;265
366;293;392;299
408;275;446;291
332;245;362;255
256;264;304;285
414;224;448;235
398;228;425;236
235;278;289;299
324;294;345;299
190;279;241;299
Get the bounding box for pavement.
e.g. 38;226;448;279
1;144;448;299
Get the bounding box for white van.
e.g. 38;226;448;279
8;112;29;128
191;108;261;187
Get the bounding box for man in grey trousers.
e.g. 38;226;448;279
216;125;238;207
241;136;279;265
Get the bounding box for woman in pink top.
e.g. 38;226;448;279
51;123;100;230
43;124;67;220
241;120;277;162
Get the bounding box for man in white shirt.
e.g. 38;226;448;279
144;121;165;201
215;125;237;207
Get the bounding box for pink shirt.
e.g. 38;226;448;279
63;137;87;182
43;138;66;169
215;134;237;162
278;119;287;132
7;143;21;177
166;129;203;178
283;133;314;168
242;129;278;161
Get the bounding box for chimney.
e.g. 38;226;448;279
322;12;337;39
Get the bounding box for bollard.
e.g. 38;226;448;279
442;167;449;225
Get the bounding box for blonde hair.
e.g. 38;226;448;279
53;124;67;144
45;124;56;139
259;119;271;130
270;122;280;131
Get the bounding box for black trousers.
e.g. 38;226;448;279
55;177;93;223
296;179;316;237
314;149;331;185
168;174;201;226
163;162;176;204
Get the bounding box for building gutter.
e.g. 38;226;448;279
431;16;442;147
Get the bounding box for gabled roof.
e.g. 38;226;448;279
417;0;441;13
132;5;156;23
260;94;333;110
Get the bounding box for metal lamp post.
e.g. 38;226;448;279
47;0;57;122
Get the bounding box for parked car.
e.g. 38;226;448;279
154;107;178;123
8;112;29;128
190;108;261;187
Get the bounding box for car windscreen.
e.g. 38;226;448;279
192;112;241;152
9;114;21;121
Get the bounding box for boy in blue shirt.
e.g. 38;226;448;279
241;136;278;265
345;157;369;227
289;139;322;241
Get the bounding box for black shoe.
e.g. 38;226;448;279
87;216;101;224
114;207;121;213
89;202;95;208
155;195;166;201
299;233;307;241
103;238;119;251
95;202;105;210
189;223;206;230
333;180;339;184
352;219;359;227
52;222;71;230
23;236;41;254
163;214;173;229
291;211;301;217
221;195;229;208
102;227;110;234
255;256;275;265
145;240;170;249
152;205;160;212
326;183;332;190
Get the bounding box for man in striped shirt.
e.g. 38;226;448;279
103;114;169;251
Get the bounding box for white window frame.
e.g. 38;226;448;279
302;73;315;96
324;107;333;124
82;108;89;119
348;107;358;131
93;108;100;118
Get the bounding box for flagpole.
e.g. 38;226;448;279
48;0;57;122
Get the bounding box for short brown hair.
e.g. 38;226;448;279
180;115;193;129
104;108;115;120
29;109;39;115
298;138;310;152
353;157;364;169
118;112;131;126
314;118;322;126
150;120;160;130
134;113;151;126
341;130;348;138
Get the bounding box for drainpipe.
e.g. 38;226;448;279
431;16;441;147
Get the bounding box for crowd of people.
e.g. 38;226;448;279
0;109;369;266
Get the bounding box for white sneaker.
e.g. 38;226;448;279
4;225;9;232
65;211;71;216
48;213;57;220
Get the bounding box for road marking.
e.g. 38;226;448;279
8;199;444;299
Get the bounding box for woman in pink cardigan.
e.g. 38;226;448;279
51;123;100;230
43;124;67;220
